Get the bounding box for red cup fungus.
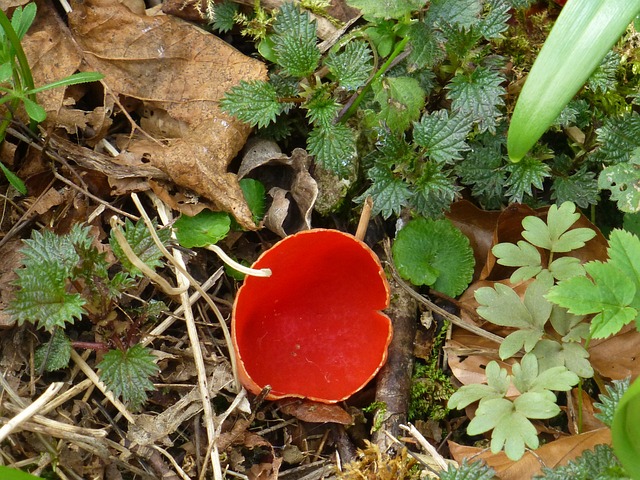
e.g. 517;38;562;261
232;229;392;403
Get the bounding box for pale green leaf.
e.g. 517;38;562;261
372;76;425;133
514;391;560;419
492;240;541;283
598;151;640;213
485;360;511;395
548;256;585;281
347;0;426;20
475;283;532;329
447;384;499;410
491;411;538;460
467;397;513;435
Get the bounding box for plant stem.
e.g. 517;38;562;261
339;36;410;124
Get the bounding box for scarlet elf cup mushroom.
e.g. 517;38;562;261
232;229;392;403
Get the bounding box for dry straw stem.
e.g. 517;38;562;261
0;382;63;443
145;193;225;480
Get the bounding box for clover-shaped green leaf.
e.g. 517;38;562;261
522;202;596;253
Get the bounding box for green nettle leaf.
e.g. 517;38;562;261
598;149;640;213
411;164;461;218
307;123;356;175
305;87;341;127
272;3;320;77
504;155;550;202
209;0;239;33
174;211;231;248
438;460;495;480
324;40;373;91
110;218;170;278
219;80;281;128
98;344;160;410
10;264;86;331
35;328;72;372
447;66;505;134
594;378;630;428
372;76;425;133
551;166;599;209
595;112;640;165
478;0;511;40
357;163;413;219
406;22;445;69
392;217;475;297
239;178;266;223
413;109;472;163
426;0;482;28
586;50;620;94
19;227;87;276
346;0;426;20
534;444;624;480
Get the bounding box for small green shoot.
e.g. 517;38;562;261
392;217;475;297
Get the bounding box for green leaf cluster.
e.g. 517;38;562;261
448;354;579;461
392;217;475;297
533;444;627;480
594;378;630;428
438;460;495;480
547;228;640;339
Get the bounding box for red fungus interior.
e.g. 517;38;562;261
232;229;391;402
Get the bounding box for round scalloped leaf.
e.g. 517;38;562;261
392;217;475;297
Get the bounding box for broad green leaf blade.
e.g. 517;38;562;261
413;109;472;164
612;376;640;478
0;466;42;480
239;178;266;224
174;211;231;248
220;80;281;128
272;3;320;77
514;391;560;419
392;217;475;297
507;0;640;161
467;397;513;435
0;161;27;194
346;0;426;20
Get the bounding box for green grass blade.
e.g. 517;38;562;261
507;0;640;162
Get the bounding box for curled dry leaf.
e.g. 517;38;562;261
238;139;318;237
277;399;353;425
68;0;268;229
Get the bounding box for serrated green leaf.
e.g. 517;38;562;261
9;264;86;331
406;21;445;69
357;164;412;219
446;66;505;134
594;378;630;427
426;0;482;28
372;76;425;133
272;3;320;77
547;262;637;339
413;109;472;164
20;227;86;276
595;112;640;165
98;344;159;410
392;217;475;297
174;211;231;248
347;0;426;20
110;218;169;278
35;328;71;372
598;150;640;213
411;164;461;218
210;0;238;33
438;460;495;480
534;444;624;479
504;155;550;202
220;80;281;128
305;85;341;127
586;50;620;94
478;0;511;40
307;123;356;175
608;229;640;302
551;167;599;210
325;40;372;91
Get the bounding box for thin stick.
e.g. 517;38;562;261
355;196;373;241
0;382;63;442
400;423;449;471
70;350;135;424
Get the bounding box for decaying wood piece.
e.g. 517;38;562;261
372;269;418;453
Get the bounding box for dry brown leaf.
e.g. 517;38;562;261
277;399;353;424
448;428;611;479
0;239;22;328
67;0;268;229
589;324;640;380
